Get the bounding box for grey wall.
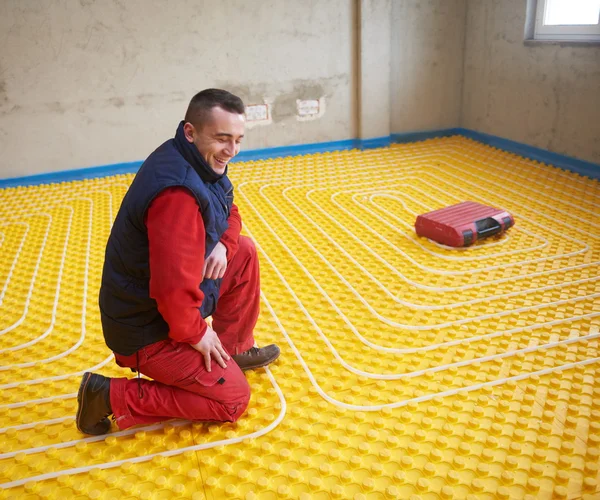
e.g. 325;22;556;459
0;0;471;179
0;0;357;178
462;0;600;164
391;0;467;133
359;0;392;139
1;0;598;179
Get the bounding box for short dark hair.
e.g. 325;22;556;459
184;89;245;128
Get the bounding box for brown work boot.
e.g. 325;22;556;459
232;344;280;371
76;372;113;435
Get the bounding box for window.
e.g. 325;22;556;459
531;0;600;41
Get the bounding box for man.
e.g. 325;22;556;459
76;89;280;435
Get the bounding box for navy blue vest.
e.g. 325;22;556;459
99;139;233;355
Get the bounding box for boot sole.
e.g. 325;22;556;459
75;372;93;433
238;350;281;371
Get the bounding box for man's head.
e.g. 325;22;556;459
183;89;246;175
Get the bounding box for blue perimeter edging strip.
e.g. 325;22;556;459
1;128;598;188
0;161;144;189
453;128;600;181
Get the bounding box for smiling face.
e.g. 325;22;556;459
183;106;245;174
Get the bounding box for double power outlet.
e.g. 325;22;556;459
245;99;323;124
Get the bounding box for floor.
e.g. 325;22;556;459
1;136;599;499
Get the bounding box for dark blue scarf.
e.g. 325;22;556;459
173;121;227;184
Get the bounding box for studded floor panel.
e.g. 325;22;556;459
0;136;599;500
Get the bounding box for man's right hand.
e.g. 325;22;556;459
191;327;230;372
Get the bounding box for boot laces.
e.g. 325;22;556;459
242;347;261;357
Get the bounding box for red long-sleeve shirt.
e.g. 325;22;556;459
144;186;242;345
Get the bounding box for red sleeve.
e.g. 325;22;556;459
145;186;207;345
220;203;242;261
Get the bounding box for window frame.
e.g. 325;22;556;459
526;0;600;42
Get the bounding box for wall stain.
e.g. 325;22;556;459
0;79;7;104
46;102;66;114
108;97;125;108
0;104;21;117
136;93;157;108
1;93;181;117
218;75;348;122
271;82;325;122
221;83;270;107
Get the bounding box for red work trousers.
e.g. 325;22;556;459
110;236;259;430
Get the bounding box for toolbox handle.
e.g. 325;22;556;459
475;217;502;237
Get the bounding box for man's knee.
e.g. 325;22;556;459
227;393;250;422
237;236;257;261
219;374;251;422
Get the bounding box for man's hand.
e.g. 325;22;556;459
203;242;227;280
191;326;230;372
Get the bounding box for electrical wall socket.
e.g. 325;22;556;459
297;99;320;116
245;104;269;122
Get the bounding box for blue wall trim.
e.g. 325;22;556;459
0;161;143;188
358;136;391;149
391;128;461;143
392;128;599;180
453;128;599;180
1;129;598;188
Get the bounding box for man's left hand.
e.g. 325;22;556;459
203;242;228;279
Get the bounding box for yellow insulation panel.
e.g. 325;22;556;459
0;136;599;499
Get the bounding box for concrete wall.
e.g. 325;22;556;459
359;0;392;140
1;0;598;179
391;0;467;133
0;0;356;178
462;0;600;164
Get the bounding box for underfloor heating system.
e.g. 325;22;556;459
0;135;599;500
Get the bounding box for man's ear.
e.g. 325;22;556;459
183;122;196;143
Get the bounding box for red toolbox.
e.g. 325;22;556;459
415;201;514;247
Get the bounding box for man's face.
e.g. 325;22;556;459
184;106;245;175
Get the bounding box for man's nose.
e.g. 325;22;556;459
224;141;236;157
